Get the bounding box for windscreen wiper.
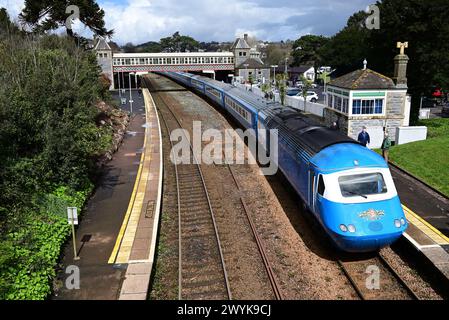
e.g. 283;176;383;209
345;191;368;199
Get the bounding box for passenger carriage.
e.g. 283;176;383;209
161;72;408;252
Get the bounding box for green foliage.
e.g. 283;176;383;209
160;31;199;53
315;0;449;123
291;35;329;68
0;20;113;299
0;185;92;299
389;118;449;197
264;43;291;67
275;74;287;105
300;75;313;109
19;0;112;39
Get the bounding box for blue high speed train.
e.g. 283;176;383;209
161;71;408;252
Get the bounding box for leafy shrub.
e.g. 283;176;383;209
0;185;92;300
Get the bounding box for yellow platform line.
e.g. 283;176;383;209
115;154;152;263
402;204;449;245
108;110;148;264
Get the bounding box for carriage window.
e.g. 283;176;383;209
317;175;325;196
339;173;387;198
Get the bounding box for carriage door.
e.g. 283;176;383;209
314;174;325;215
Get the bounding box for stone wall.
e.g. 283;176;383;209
323;108;349;133
386;91;406;116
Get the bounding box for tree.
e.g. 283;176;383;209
300;75;313;111
264;43;291;67
319;0;449;123
319;11;370;76
19;0;112;39
160;31;199;52
0;7;19;36
291;35;329;68
248;74;254;91
275;74;287;105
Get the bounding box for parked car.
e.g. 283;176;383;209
296;81;317;89
286;88;301;96
295;91;319;103
421;97;437;108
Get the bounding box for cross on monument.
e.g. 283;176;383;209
397;41;408;55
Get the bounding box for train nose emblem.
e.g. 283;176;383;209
359;209;385;221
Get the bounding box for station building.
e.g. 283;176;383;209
324;46;411;148
231;34;270;84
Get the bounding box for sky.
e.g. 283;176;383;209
1;0;374;45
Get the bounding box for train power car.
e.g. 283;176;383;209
161;72;408;252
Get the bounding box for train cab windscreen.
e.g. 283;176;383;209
338;173;387;198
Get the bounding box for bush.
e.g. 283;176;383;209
0;186;92;300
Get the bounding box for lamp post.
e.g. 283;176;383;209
121;71;125;95
271;65;278;85
129;72;134;114
118;71;121;98
284;57;288;75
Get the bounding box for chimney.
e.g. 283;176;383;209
393;41;409;88
244;34;248;41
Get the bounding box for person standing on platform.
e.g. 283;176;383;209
357;126;371;147
381;132;392;162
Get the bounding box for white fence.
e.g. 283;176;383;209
233;83;325;117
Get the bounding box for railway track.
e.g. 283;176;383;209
224;162;283;300
338;253;420;300
146;79;232;300
145;75;284;300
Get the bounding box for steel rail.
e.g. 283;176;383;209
145;77;232;300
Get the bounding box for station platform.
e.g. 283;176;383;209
108;88;163;300
391;165;449;281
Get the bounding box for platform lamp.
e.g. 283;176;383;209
129;72;135;114
117;70;121;98
271;65;278;86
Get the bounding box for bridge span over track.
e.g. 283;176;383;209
112;52;235;73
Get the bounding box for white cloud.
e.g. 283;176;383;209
0;0;24;21
99;0;308;44
1;0;374;45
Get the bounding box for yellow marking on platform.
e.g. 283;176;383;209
108;112;150;265
108;88;160;264
114;153;152;264
402;204;449;245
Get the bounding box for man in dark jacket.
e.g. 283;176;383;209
357;126;370;147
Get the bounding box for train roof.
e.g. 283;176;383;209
193;75;274;112
261;106;359;160
170;73;369;166
310;143;389;173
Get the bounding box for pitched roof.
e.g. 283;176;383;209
236;58;267;69
329;68;396;90
231;37;251;50
94;37;112;51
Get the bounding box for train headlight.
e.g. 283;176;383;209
348;225;356;233
394;219;401;228
400;218;406;226
339;224;348;232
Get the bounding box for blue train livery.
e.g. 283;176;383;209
161;71;408;252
